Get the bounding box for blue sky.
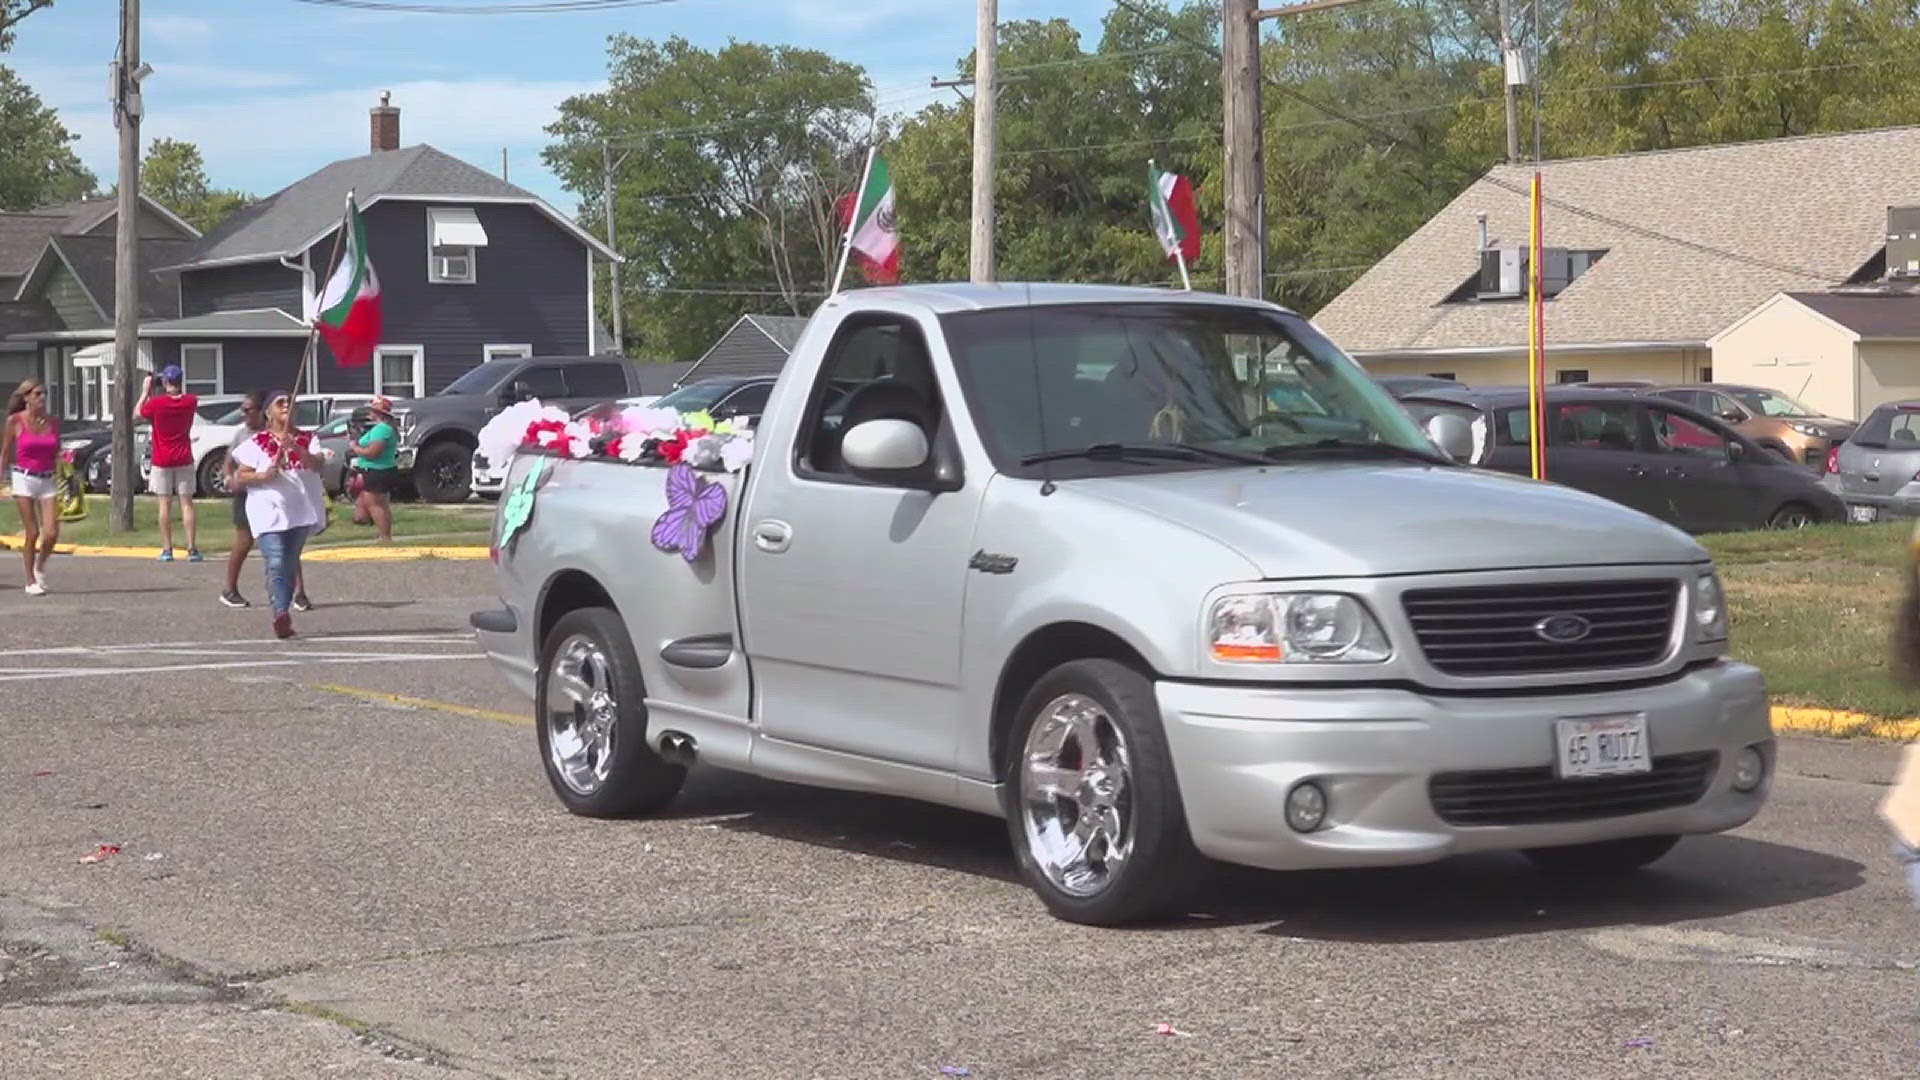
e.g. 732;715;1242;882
8;0;1118;220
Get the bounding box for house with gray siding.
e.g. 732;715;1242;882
4;95;617;415
680;313;810;384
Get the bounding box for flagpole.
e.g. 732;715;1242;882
294;190;355;401
831;147;876;296
1174;247;1192;291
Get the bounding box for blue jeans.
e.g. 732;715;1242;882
256;526;310;616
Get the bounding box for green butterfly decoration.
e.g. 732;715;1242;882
496;455;550;552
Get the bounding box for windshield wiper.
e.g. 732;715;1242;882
1020;442;1267;467
1258;439;1455;466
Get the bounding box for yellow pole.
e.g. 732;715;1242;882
1528;170;1545;480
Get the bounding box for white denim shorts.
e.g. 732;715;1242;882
9;469;55;500
148;464;197;497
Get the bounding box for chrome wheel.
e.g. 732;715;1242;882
1019;693;1134;898
1769;504;1814;529
544;634;619;796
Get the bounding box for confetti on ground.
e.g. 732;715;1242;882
1626;1037;1654;1050
1155;1023;1192;1037
30;769;53;777
143;852;164;862
938;1068;971;1077
78;843;121;864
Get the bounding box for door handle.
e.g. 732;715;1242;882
1665;467;1686;478
1627;465;1647;477
753;519;791;553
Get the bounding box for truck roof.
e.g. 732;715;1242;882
820;282;1297;316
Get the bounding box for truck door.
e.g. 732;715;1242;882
736;310;983;772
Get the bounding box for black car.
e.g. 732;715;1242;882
1374;374;1464;398
1399;386;1845;532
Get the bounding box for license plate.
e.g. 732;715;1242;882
1849;504;1878;524
1554;715;1651;779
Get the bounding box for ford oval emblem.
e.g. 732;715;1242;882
1535;614;1593;643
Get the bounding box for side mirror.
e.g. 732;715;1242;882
1719;410;1744;423
1728;441;1746;461
508;381;536;403
1424;412;1474;462
841;418;929;472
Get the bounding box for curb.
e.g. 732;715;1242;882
0;534;488;562
1772;705;1920;742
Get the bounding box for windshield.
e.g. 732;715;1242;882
1729;388;1815;418
439;360;520;396
940;302;1433;476
652;380;736;413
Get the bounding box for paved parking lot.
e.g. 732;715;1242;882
0;556;1913;1078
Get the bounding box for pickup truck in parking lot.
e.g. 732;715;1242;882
472;284;1773;925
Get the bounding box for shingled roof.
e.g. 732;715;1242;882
45;234;192;321
1312;125;1920;358
169;143;613;269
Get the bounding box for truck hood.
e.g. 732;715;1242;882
1073;462;1705;579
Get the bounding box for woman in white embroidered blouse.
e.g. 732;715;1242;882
230;392;322;638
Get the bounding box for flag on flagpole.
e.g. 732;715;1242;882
1147;163;1201;264
306;197;382;367
839;152;899;284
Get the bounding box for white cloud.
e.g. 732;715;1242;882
151;64;312;91
780;0;948;33
146;15;217;50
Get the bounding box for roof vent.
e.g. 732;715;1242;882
1887;206;1920;279
1478;245;1571;298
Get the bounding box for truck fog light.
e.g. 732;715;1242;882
1285;781;1328;833
1731;746;1766;792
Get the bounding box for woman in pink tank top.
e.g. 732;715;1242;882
1;377;60;595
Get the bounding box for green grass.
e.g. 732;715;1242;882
8;495;492;552
1705;520;1920;719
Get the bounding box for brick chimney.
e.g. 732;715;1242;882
370;91;399;153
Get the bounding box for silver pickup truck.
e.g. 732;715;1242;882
472;284;1772;925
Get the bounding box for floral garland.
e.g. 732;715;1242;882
476;398;755;474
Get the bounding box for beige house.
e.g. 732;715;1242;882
1711;290;1920;420
1312;126;1920;409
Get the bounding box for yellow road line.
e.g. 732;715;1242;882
1772;705;1920;742
306;681;529;726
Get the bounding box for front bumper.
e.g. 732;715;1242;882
1157;660;1772;871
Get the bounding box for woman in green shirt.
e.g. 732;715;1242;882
350;395;398;543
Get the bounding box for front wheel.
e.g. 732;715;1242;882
1767;502;1817;529
414;442;472;503
199;450;229;497
1004;658;1199;925
535;608;687;817
1522;834;1679;875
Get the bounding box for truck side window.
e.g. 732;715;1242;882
568;363;629;398
512;367;567;400
798;316;943;477
1550;403;1638;451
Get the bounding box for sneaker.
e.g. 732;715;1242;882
187;548;203;563
292;593;312;613
219;590;250;609
157;549;174;562
272;613;294;639
24;581;45;597
32;560;46;589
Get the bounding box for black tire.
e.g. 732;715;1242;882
1767;501;1817;529
199;450;228;498
83;451;108;493
535;607;686;818
476;491;500;502
1002;658;1200;925
414;441;472;503
1522;834;1679;875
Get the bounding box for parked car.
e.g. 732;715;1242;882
1401;386;1844;532
141;394;368;497
389;355;645;503
1826;399;1920;522
1639;384;1854;470
1374;374;1464;398
472;283;1772;926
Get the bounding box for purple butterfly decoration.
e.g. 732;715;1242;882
650;463;728;562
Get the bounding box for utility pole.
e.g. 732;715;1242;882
1222;0;1372;300
1498;0;1519;164
969;0;996;283
601;139;623;353
110;0;144;533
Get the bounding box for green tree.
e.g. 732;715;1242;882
0;0;53;53
544;37;875;359
0;65;94;210
141;137;251;232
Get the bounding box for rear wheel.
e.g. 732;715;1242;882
1522;834;1679;875
1767;501;1816;529
1005;658;1199;925
414;442;472;503
199;450;229;497
535;608;686;817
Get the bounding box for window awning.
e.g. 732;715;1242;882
71;340;153;371
429;207;489;248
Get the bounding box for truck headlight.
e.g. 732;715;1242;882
1790;422;1823;437
1207;593;1391;664
1692;571;1728;642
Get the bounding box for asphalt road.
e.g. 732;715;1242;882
0;556;1912;1078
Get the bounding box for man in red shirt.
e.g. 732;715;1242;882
137;364;201;561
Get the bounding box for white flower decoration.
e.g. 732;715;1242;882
720;431;755;472
618;406;682;439
478;400;566;464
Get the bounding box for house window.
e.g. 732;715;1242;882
427;207;487;285
180;343;223;396
374;345;425;399
58;347;78;417
484;344;532;363
1555;369;1590;384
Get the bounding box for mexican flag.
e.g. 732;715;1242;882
307;197;382;367
841;151;899;283
1148;163;1201;264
